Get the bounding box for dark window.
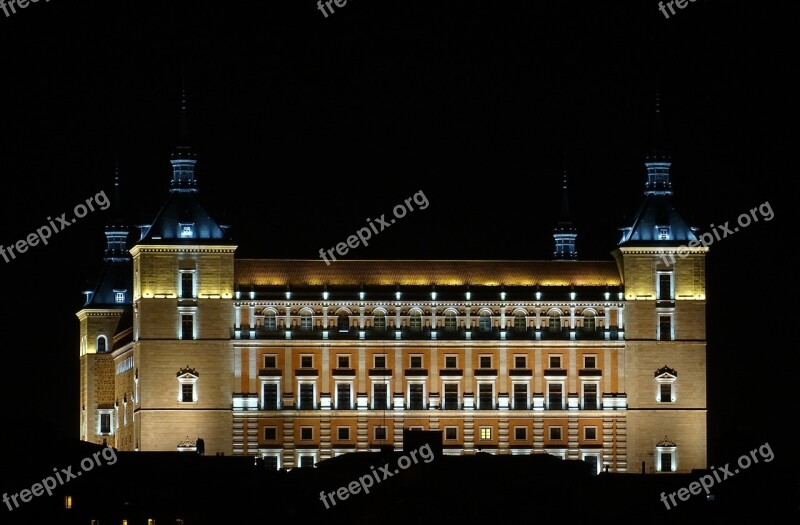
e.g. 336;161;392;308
444;383;459;409
337;427;350;440
374;426;388;441
300;314;312;331
263;456;278;470
444;312;457;332
549;355;561;369
300;427;313;440
478;384;493;410
549;426;562;440
373;312;386;330
514;427;526;440
409;384;424;409
514;312;527;332
660;452;672;472
585;455;599;475
479;356;492;369
337;314;349;332
409;312;422;331
584;384;598;410
410;356;422;368
264;355;277;368
445;427;457;440
181;272;193;299
584;312;596;331
374;355;386;368
479;312;492;332
584;356;596;369
585;427;597;440
263;383;278;410
100;413;111;434
445;356;457;368
373;383;388;409
181;315;193;340
513;383;527;409
548;383;562;410
337;355;350;368
548;313;561;332
264;314;277;331
301;356;313;368
299;383;314;409
97;337;106;353
181;383;194;402
264;427;277;440
336;383;351;409
659;316;672;341
299;455;314;468
514;356;526;369
658;274;672;301
660;383;672;402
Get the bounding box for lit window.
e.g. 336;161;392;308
180;223;194;238
115;291;125;303
479;427;492;440
64;495;72;509
658;226;670;240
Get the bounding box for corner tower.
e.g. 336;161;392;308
612;93;707;473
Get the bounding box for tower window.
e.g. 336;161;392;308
658;226;671;240
180;223;194;238
181;315;194;340
115;291;125;303
180;272;194;299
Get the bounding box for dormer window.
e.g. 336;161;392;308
180;223;194;238
114;291;125;303
658;226;671;240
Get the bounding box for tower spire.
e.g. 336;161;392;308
104;165;130;262
644;90;672;195
553;159;577;260
169;87;198;193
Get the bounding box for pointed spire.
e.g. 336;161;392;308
553;158;577;260
170;87;198;193
644;89;672;196
104;165;130;261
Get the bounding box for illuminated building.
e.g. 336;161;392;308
77;96;706;474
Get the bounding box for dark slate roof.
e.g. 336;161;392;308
85;259;132;307
618;194;697;246
139;192;231;244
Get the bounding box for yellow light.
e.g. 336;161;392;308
64;495;72;509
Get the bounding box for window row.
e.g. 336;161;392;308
263;353;600;370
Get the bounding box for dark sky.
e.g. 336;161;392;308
0;0;791;473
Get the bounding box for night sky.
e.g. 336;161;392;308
0;0;792;477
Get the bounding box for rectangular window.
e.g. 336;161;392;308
549;426;562;440
181;383;194;403
444;383;459;409
445;355;457;368
337;427;350;440
658;273;672;300
100;413;111;434
264;315;277;331
300;315;313;331
115;291;125;303
584;427;597;440
478;383;493;410
263;383;278;410
263;456;279;470
444;427;457;440
299;383;314;410
373;355;387;368
660;383;672;402
299;455;315;468
583;384;598;410
513;383;528;410
337;355;350;369
660;452;672;472
409;383;424;409
180;272;193;299
514;427;527;440
300;427;313;440
300;355;313;368
514;356;526;369
263;355;277;368
373;383;388;409
181;315;193;340
584;356;596;369
659;315;672;341
374;426;388;441
336;383;351;409
373;314;386;330
549;355;561;369
548;383;562;410
263;427;277;440
409;355;423;368
479;427;492;440
479;356;492;369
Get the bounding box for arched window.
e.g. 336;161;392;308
373;309;386;331
548;311;561;333
479;310;492;332
299;308;313;331
264;310;277;331
97;335;107;353
444;310;457;332
583;311;596;332
513;310;527;332
409;310;422;331
337;313;350;332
